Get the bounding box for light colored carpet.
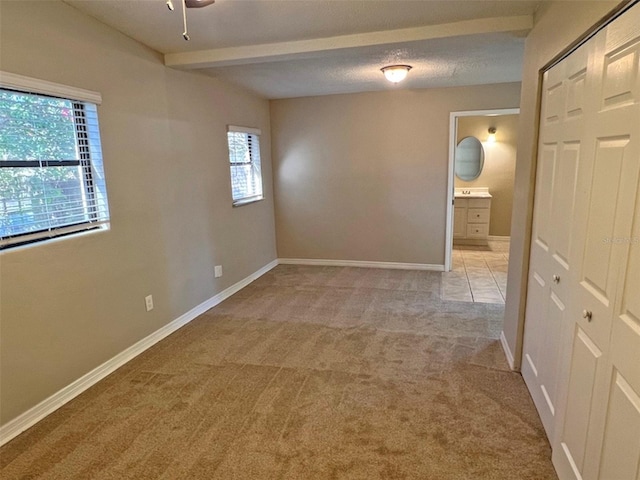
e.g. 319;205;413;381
0;265;558;479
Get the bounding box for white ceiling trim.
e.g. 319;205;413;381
164;15;533;70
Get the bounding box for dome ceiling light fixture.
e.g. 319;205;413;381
166;0;216;41
381;65;412;84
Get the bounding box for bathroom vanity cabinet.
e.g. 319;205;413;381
453;188;492;245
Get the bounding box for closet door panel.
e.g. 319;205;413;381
601;15;639;111
575;136;630;348
566;65;587;120
543;5;640;479
538;291;567;415
563;7;640;478
550;143;580;273
613;202;640;391
543;67;565;128
597;370;640;480
533;144;558;252
523;45;589;440
598;134;640;480
559;327;603;476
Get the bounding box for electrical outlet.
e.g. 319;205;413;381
145;294;154;312
214;265;223;278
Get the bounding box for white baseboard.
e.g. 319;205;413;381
500;330;516;371
488;235;511;242
278;258;445;272
0;259;278;447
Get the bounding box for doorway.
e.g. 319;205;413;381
443;108;519;304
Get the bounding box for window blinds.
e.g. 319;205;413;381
0;87;109;249
227;125;263;205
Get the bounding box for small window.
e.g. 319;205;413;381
227;125;263;206
0;73;109;250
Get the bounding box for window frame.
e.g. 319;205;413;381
0;71;109;250
226;125;264;207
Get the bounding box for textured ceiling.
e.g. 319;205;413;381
64;0;540;99
202;32;526;98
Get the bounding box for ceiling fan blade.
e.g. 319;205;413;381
185;0;215;7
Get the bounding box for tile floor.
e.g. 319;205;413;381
441;240;510;304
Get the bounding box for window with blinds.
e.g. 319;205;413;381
0;80;109;250
227;125;263;206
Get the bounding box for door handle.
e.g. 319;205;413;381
582;310;593;322
552;274;560;284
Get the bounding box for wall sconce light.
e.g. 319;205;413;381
487;127;497;143
381;65;412;83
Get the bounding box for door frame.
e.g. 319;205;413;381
444;108;520;271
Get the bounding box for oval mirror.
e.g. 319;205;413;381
455;136;484;181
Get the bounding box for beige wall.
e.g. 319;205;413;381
503;0;620;368
0;1;276;425
270;84;521;265
456;114;518;237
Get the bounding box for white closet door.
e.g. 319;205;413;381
521;43;587;440
598;179;640;480
552;3;640;479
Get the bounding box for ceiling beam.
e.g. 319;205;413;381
164;15;533;69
